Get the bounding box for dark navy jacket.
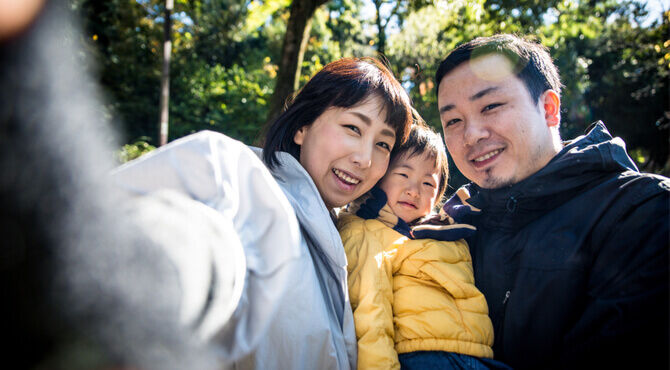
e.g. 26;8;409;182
457;122;669;369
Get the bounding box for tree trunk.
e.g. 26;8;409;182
374;0;386;56
158;0;173;146
266;0;328;126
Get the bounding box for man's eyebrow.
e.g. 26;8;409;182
439;104;454;114
349;111;396;139
470;86;499;101
439;86;500;114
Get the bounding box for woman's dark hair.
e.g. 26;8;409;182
390;114;449;207
263;57;412;169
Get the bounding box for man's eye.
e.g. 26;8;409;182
396;173;408;178
482;103;504;112
444;118;461;128
344;125;361;134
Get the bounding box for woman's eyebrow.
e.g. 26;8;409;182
348;111;396;139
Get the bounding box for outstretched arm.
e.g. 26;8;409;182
111;131;303;364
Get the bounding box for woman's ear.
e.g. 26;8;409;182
542;90;561;127
293;126;307;145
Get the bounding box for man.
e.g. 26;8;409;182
435;34;669;369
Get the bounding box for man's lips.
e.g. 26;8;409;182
470;148;503;168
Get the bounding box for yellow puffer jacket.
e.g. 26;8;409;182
338;211;494;370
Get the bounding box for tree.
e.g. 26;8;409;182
158;0;173;146
72;0;163;144
582;6;669;172
267;0;329;123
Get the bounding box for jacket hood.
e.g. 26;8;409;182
344;186;413;237
250;148;348;272
464;122;639;230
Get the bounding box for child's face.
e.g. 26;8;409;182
378;152;440;223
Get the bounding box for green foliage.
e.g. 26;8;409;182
382;0;669;188
170;61;275;144
581;6;669;170
73;0;668;178
117;138;156;163
72;0;163;144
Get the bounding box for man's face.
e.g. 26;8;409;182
437;54;559;189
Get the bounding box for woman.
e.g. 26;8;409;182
112;57;412;369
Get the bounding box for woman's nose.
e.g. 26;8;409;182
351;144;373;169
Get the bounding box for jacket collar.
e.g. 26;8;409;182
250;148;348;270
462;122;638;230
345;186;413;238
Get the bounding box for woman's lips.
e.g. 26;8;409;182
332;168;361;192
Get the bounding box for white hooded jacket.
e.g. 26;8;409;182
112;130;356;369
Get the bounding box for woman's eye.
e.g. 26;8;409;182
344;125;361;134
376;142;391;151
482;103;504;112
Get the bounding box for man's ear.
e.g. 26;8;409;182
541;90;561;127
293;126;306;145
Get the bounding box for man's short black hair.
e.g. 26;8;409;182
435;34;563;103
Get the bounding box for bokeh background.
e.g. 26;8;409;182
70;0;669;191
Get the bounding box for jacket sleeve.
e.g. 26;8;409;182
559;185;669;368
340;221;399;370
110;131;303;364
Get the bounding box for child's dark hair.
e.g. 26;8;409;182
263;57;412;169
390;112;449;206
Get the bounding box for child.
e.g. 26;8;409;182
338;124;509;370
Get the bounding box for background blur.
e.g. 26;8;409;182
70;0;669;191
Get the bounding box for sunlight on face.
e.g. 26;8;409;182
379;152;440;223
294;96;396;209
438;54;559;188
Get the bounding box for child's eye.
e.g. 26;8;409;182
377;142;391;151
344;124;361;134
423;182;436;188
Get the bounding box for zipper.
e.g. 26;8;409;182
496;290;511;358
502;290;511;305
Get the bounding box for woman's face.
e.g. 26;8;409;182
294;95;396;209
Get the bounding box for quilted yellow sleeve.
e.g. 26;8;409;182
340;218;399;370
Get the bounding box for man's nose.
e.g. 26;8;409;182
463;120;490;146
